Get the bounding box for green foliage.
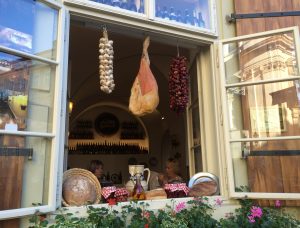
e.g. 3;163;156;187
29;196;300;228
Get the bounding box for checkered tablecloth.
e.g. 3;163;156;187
101;186;117;199
164;183;189;195
115;188;129;197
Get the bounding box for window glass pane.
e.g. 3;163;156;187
0;52;56;133
226;80;300;139
155;0;210;30
193;146;202;173
192;105;200;146
89;0;145;14
190;63;198;104
223;32;298;85
0;135;51;210
230;140;300;198
0;0;58;60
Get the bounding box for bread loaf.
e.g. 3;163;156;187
145;188;167;200
188;181;217;197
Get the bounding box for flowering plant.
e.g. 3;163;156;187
29;194;299;228
219;187;300;228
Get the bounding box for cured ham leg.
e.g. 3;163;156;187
129;37;159;116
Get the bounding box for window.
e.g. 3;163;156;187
187;55;203;175
0;0;67;219
219;27;300;201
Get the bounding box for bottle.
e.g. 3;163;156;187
198;12;205;28
169;7;176;21
176;10;183;23
120;0;128;9
103;0;112;6
128;0;137;12
162;6;169;19
155;5;162;18
138;0;144;13
131;174;145;200
112;0;121;7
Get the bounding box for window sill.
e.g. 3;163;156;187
54;196;239;220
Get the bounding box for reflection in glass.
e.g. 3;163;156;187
0;52;56;133
155;0;210;29
0;136;51;210
227;80;300;139
0;0;58;59
230;140;300;205
223;32;297;84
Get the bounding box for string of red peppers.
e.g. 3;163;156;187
168;56;189;113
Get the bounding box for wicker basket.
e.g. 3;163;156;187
62;168;101;206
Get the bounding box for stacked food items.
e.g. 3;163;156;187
164;183;189;198
169;56;189;113
99;28;115;93
101;186;129;203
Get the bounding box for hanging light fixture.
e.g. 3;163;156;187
68;101;74;115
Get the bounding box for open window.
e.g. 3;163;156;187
218;26;300;204
0;0;68;221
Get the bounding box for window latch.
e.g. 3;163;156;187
226;11;300;23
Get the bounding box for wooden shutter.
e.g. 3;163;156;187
234;0;300;206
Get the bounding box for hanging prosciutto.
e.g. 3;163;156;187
129;36;159;116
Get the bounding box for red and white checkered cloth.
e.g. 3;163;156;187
115;188;129;197
164;183;189;195
101;186;116;199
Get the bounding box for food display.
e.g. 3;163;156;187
101;186;129;203
169;56;189;113
99;28;115;93
62;168;101;206
129;36;159;116
164;183;189;198
145;188;167;200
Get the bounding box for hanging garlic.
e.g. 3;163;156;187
99;27;115;93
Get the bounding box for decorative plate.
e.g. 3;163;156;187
62;168;101;206
94;112;120;135
188;172;219;195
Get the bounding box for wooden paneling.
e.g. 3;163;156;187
0;156;24;228
0;136;25;228
234;0;300;35
247;156;300;206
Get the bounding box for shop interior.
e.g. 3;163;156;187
66;17;202;189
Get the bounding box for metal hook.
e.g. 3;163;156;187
102;24;107;32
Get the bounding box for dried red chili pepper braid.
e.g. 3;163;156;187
168;56;189;113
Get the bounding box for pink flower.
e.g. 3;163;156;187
175;202;186;213
143;211;150;219
248;215;256;223
275;200;281;208
215;197;223;206
250;206;263;218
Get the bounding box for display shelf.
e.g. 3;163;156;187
68;141;148;155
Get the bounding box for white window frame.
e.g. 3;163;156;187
0;0;68;219
217;26;300;200
63;0;218;37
